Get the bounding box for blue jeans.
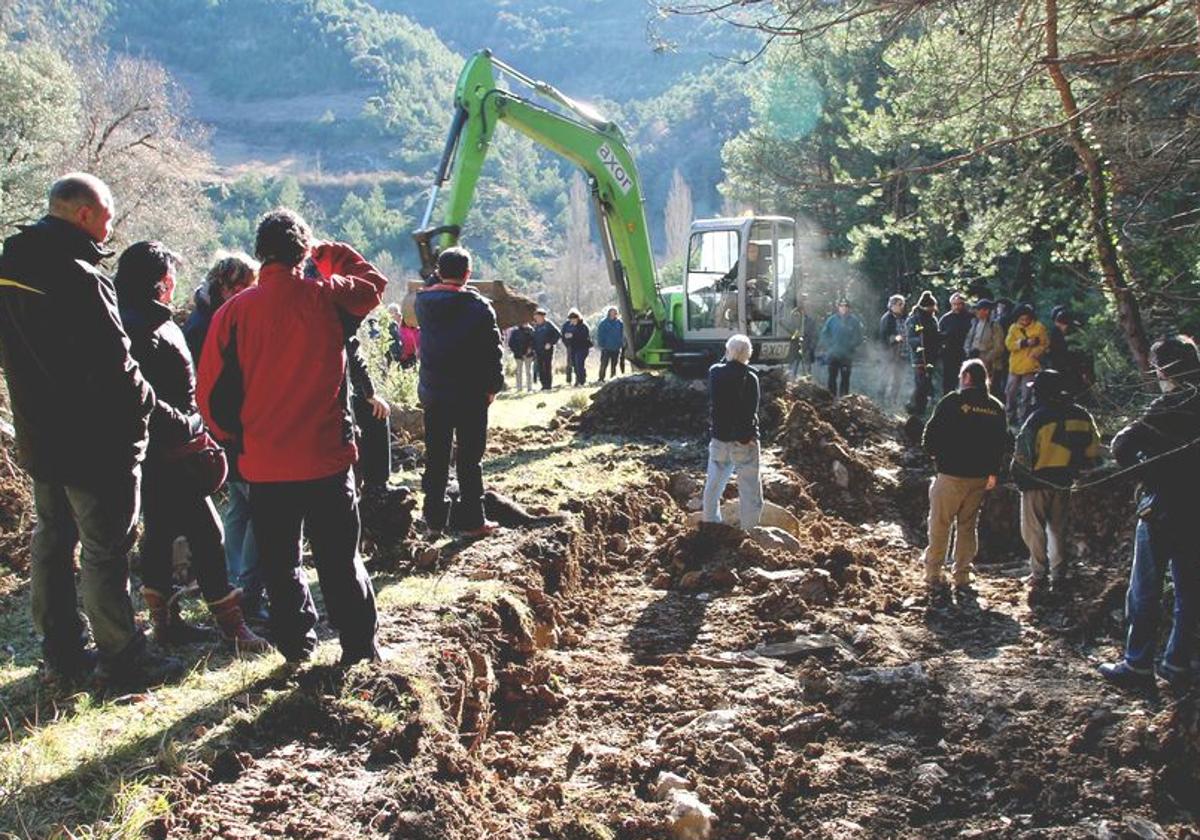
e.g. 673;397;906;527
224;480;265;618
701;440;763;530
570;347;588;385
1123;514;1199;672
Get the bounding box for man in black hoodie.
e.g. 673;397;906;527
906;290;941;415
921;358;1007;603
0;174;181;686
414;247;505;536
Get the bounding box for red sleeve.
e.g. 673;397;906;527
196;300;235;443
311;242;388;317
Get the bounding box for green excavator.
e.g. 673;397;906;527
413;50;802;372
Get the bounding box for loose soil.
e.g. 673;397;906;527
1;375;1196;838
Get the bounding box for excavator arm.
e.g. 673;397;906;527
414;50;669;367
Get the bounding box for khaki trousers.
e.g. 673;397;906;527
1020;488;1070;583
923;474;989;586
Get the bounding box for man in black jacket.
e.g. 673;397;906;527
878;294;907;407
906;290;941;416
1099;337;1200;691
532;308;561;390
921;359;1007;603
938;292;973;395
508;322;536;392
414;247;505;536
700;334;763;530
0;174;181;686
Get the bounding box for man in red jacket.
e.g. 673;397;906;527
197;208;387;666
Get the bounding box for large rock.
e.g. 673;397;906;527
748;525;802;553
668;790;714;840
401;279;538;330
686;500;802;536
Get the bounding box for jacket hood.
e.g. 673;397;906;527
5;215;112;266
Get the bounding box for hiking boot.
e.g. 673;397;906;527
142;587;213;646
97;637;186;689
1155;661;1194;693
1026;578;1051;607
40;648;99;690
207;588;272;654
953;584;979;608
1098;661;1154;691
463;520;499;539
926;581;951;608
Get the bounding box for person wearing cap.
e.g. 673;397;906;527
1004;303;1048;427
1045;305;1089;396
1011;369;1101;605
938;292;973;395
818;299;865;397
1098;337;1200;691
963;299;1005;384
532;308;561;389
905;290;941;415
560;307;592;386
878;294;908;407
920;358;1007;605
595;306;624;382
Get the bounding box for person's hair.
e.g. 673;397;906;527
949;292;966;304
888;294;905;307
48;172;110;217
959;358;989;389
205;251;258;306
725;333;753;364
255;208;311;266
114;241;180;305
1151;336;1200;385
436;246;471;281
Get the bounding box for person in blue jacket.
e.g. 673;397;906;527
818;299;866;397
561;308;591;386
595;307;624;382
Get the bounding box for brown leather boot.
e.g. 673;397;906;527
207;588;272;654
142;586;212;645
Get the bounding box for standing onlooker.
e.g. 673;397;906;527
561;308;591;386
595;306;624;382
198;209;386;666
878;294;908;407
818;299;865;397
183;252;265;622
0;174;181;685
1012;369;1101;605
963;299;1005;385
701;334;763;530
533;308;561;390
920;359;1007;604
1099;337;1200;691
413;247;504;537
386;304;421;369
115;242;269;652
1004;303;1048;427
788;294;819;379
1045;305;1087;395
990;298;1016;401
906;290;941;415
347;326;391;491
508;321;537;392
938;292;973;395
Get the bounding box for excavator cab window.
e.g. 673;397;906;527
746;221;776;337
686;229;740;332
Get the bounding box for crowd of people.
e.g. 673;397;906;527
0;172;1193;696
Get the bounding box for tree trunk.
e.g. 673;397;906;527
1043;0;1152;372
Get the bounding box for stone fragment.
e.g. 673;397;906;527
748;526;802;553
667;789;714;840
652;771;690;801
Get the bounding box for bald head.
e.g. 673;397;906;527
48;173;114;243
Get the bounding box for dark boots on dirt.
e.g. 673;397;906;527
142;586;213;646
206;588;272;654
96;635;186;690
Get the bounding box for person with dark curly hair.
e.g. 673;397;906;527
197;208;388;666
115;241;269;654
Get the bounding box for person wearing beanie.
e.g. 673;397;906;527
1011;369;1101;605
1004;303;1048;426
1099;337;1200;691
920;358;1007;606
905;290;941;415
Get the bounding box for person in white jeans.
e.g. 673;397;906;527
701;334;764;529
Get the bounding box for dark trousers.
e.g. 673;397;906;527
353;398;391;488
536;351;554;390
599;349;620;381
140;464;231;603
249;470;378;663
826;358;852;396
910;365;935;415
570;347;589;384
31;470;142;665
942;350;965;395
421;397;489;531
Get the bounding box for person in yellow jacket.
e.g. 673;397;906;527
1004;303;1048;426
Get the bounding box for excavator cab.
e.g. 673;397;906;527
671;215;798;368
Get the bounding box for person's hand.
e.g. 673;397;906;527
368;396;390;420
985;475;997;491
545;343;552;350
487;393;496;405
